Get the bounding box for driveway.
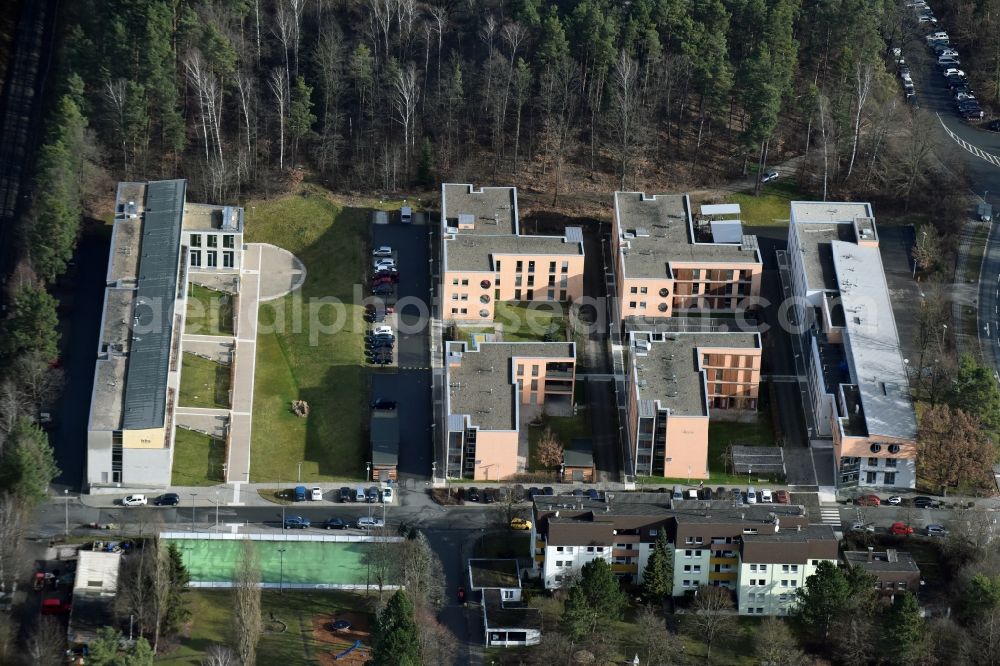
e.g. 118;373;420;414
370;222;433;479
876;225;923;366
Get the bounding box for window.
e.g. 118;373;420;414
530;379;538;391
791;581;798;588
885;457;897;468
556;547;564;552
516;261;523;272
503;590;515;599
782;565;790;573
532;365;539;377
517;364;524;376
884;472;896;485
460;294;468;301
781;580;788;587
207;251;217;268
630;286;638;294
686;537;696;545
743;528;758;534
640;286;648;294
629;301;637;308
451;308;458;314
684;565;692;572
867;457;879;467
778;594;789;602
527;275;534;287
223;235;235;248
452;278;459;285
460;308;467;314
549;261;556;272
555;560;563;566
596;547;603;553
495;261;501;272
565;547;574;553
683;580;691;588
207;235;218;248
190;250;202;267
750;564;758;572
639;302;646;309
695;550;702;557
685;550;693;558
649;529;658;537
223;251;234;268
561;261;569;273
515;275;523;287
528;261;535;272
760;565;767;572
547;290;554;300
461;279;469;286
555;575;564;582
548;275;556;286
897;582;906;590
190;234;202;247
515;289;522;300
791;565;798;573
866;471;877;484
526;289;534;300
693;565;701;573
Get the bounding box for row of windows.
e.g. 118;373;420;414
683;550;704;558
501;260;570;273
190;250;234;268
748;579;799;588
190;234;236;249
682;565;702;573
673;269;754;282
512;289;567;301
746;592;793;603
866;457;898;468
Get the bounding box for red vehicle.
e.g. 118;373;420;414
890;522;914;536
856;494;881;507
457;587;466;604
372;277;395;288
773;490;790;505
41;598;72;615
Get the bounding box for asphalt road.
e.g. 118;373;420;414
905;32;1000;373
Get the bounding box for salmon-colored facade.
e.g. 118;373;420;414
445;340;577;480
626;332;762;478
441;184;584;322
611;192;762;324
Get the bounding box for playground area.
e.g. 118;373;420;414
314;610;371;665
162;534;400;588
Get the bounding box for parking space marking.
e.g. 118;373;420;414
937;113;1000;168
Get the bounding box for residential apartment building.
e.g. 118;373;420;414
844;548;921;601
625;330;762;478
87;180;243;488
737;525;839;615
530;494;836;618
440;184;584;321
445;339;576;480
783;202;917;488
610;192;762;325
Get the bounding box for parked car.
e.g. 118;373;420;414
856;494;881;507
324;518;347;530
354;487;366;502
122;494;147;507
357;517;385;529
284;516;311;529
851;522;876;533
371;325;393;337
761;169;779;183
760;489;773;503
373;258;396;270
542;487;555;496
372;269;399;280
747;487;758;504
587;488;600;500
381;486;394;503
372;284;394;296
400;206;413;224
913;496;937;508
339;487;353;502
372;246;393;257
698;487;714;500
926;524;949;537
890;522;914;536
731;488;743;503
572;488;585;498
366;339;394;350
526;487;541;499
153;493;180;506
465;487;481;502
367;354;393;365
483;488;497;504
773;489;789;504
310;487;323;501
987;119;1000;132
41;598;72;615
370;398;397;411
366;486;380;503
510;517;533;531
372;276;396;288
293;486;307;502
886;496;902;506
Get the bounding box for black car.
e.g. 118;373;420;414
323;518;348;530
913;496;937;508
153;493;180;506
526;487;541;499
572;488;585;497
367;356;393;365
586;489;599;500
366;486;380;503
370;398;397;411
372;285;394;296
466;487;481;502
338;487;353;502
366;339;394;350
364;311;385;323
986;119;1000;132
542;486;554;496
483;488;496;504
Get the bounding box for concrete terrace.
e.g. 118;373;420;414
441;183;518;236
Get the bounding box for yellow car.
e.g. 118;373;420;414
510;517;532;531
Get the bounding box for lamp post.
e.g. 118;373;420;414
213;490;220;532
748;467;752;486
63;489;69;539
366;462;371;482
278;547;287;594
297;461;303;483
191;494;197;532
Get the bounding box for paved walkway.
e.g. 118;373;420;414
226;245;262;483
256;242;306;301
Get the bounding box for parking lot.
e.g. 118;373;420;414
369;219;433;478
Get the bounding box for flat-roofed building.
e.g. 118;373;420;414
625;330;762;478
468;559;541;647
738;525;839;615
611;192;762;325
87;180;244;489
445;339;575;480
440;184;584;321
844;548;921;602
784;202;917;488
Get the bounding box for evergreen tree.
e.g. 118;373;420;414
560;584;593;639
289;75;316;160
0;418;60;505
880;592;924;665
578;558;627;620
792;560;852;641
163;543;191;635
416;137;434;186
947;354;1000;435
537;8;570;67
0;286;60;363
372;590;421;666
642;530;674;602
85;626;154;666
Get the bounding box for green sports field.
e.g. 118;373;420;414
165;539;388;586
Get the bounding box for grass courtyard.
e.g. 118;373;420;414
178;353;231;409
185;283;234;336
171;428;226;486
245;185;367;481
725;179;809;226
495;300;567;342
156;589;374;666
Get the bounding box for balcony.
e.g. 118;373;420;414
708;571;738;582
613;548;639;558
612;563;638;574
710;555;738;565
534;553;544;563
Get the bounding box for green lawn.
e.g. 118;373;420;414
171;429;226;486
725;180;809;226
527;413;592;472
244;185;367;481
495;301;567;342
185;283;234;336
964;224;990;283
156;589;374;666
178;353;231;409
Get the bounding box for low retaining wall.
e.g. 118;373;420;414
160;531;404;544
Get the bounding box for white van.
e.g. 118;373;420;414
760;489;773;503
310;487;323;501
747;487;758;504
400;206;413;224
371;325;393;337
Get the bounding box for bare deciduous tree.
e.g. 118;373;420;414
232;539;262;665
689;585;736;662
0;494;28;594
610;51;641;190
536;427;564;471
845;61;874;181
391;62;419;174
25;616;66;665
269;68;289;169
201;644;238;666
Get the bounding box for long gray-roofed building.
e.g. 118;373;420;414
611;192;763;323
625;329;762;479
444;339;575;480
440;184;584;321
784;201;917;489
87;180;244;489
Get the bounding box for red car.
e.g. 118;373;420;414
41;598;72;615
856;494;881;507
890;522;914;536
773;490;789;504
372;277;395;288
